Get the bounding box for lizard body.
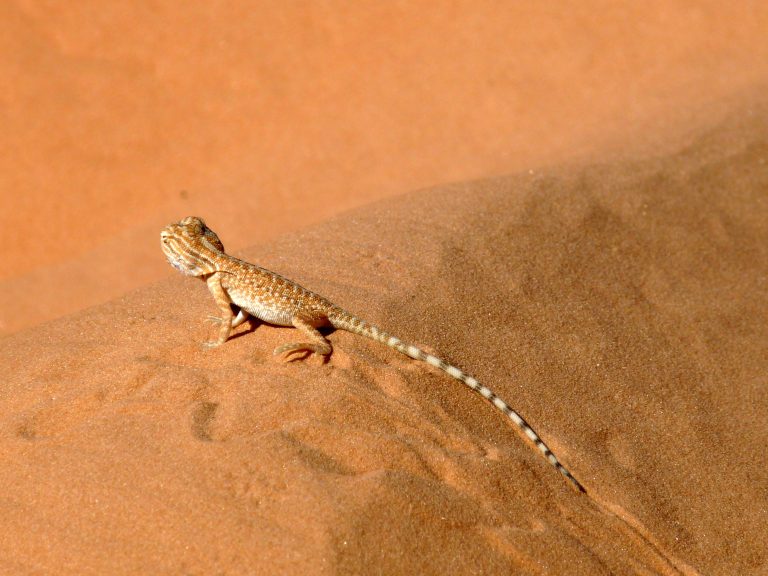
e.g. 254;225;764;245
161;216;585;492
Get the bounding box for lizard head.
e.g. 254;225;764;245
161;216;225;276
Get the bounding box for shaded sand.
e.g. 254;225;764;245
3;1;768;336
2;104;768;574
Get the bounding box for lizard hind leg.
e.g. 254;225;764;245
274;314;333;363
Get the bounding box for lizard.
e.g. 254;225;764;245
161;216;585;493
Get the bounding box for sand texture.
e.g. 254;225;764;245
2;103;767;574
3;1;768;336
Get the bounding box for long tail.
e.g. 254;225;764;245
328;308;585;493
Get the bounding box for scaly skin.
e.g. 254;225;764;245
161;216;585;492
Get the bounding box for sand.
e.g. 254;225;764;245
3;1;768;336
2;99;767;574
3;3;768;574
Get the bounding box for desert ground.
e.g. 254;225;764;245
1;2;767;574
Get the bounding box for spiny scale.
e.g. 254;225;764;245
161;216;585;493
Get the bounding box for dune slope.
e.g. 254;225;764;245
1;105;767;574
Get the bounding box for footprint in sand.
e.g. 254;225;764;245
190;401;219;441
15;388;111;440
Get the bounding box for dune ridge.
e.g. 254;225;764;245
1;103;767;574
5;2;768;337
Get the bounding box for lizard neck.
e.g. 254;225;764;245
192;237;233;275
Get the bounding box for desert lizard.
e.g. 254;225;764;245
161;216;585;492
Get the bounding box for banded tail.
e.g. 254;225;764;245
328;308;585;493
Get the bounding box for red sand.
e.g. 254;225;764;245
2;101;767;574
2;3;768;574
2;1;768;335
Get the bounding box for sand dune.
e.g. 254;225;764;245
3;1;768;337
2;101;766;574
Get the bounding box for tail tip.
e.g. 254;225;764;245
567;472;587;493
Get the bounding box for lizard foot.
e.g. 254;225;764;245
273;343;330;364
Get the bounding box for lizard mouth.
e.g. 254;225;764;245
162;242;203;276
161;236;189;274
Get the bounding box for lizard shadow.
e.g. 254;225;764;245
227;318;339;343
225;323;259;342
223;314;261;342
225;323;338;341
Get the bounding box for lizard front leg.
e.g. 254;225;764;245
204;272;234;347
